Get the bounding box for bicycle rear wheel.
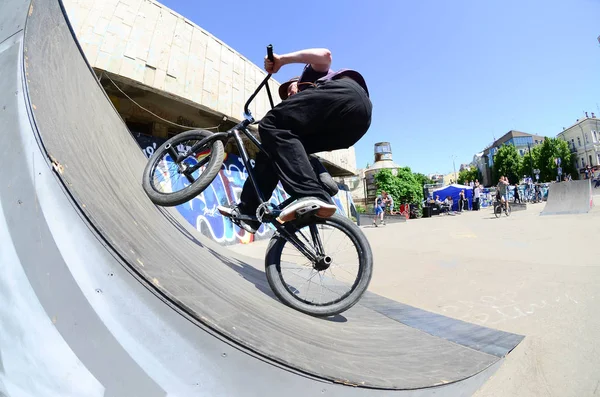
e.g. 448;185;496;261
264;214;373;317
142;129;224;206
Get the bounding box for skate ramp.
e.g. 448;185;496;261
0;0;523;395
541;180;594;215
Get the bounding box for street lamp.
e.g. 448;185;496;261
451;155;457;184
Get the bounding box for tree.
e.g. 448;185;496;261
374;168;423;206
536;137;576;181
520;144;541;179
457;166;479;185
492;144;522;184
413;173;434;187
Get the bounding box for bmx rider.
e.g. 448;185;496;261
218;47;372;233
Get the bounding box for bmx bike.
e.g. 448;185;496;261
141;45;373;317
493;197;511;218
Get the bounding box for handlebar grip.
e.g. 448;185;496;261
266;44;274;62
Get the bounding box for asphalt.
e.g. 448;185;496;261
232;196;600;397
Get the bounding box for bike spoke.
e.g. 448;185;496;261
278;219;361;307
187;153;211;173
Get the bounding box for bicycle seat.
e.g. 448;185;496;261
309;156;339;197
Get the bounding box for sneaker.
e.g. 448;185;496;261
278;197;337;223
373;221;378;227
217;204;261;234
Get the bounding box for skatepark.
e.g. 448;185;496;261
0;0;597;396
234;189;600;397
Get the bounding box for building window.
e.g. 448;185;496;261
576;158;579;168
582;157;585;167
590;155;593;166
585;134;589;144
578;137;582;147
571;138;575;148
593;130;598;143
597;153;600;165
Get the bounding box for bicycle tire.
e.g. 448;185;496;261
142;129;224;207
494;204;502;218
264;214;373;317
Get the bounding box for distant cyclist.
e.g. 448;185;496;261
496;176;509;211
219;47;372;233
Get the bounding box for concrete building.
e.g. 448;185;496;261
363;142;402;204
556;113;600;174
63;0;356;176
480;130;546;185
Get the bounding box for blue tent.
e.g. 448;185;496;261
432;184;474;211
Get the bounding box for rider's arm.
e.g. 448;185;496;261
279;48;332;72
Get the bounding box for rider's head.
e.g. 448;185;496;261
278;77;300;100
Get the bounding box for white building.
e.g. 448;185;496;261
557;113;600;174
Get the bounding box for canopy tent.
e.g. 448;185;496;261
432;184;474;211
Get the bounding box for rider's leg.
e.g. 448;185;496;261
217;151;277;234
238;151;278;214
260;79;371;221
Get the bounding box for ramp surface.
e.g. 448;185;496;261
0;0;523;395
541;180;594;215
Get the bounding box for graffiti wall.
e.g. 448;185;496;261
134;133;353;245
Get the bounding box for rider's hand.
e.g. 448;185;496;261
264;54;283;74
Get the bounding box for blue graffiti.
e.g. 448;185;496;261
136;133;352;245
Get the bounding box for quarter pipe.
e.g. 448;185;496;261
0;0;523;395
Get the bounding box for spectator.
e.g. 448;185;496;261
513;183;521;203
474;184;481;210
373;190;391;227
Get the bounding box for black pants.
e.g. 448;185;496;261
239;78;372;213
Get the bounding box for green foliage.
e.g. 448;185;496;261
520;144;541;179
373;168;424;206
355;204;366;214
492;144;522;184
536;137;576;181
457;166;479;185
413;173;434;186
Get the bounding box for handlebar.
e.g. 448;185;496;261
243;45;276;122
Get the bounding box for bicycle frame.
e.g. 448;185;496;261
180;65;276;206
177;47;326;262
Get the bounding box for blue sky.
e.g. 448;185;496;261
160;0;600;175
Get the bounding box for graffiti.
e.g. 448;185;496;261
134;133;353;245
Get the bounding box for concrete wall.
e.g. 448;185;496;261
63;0;358;176
63;0;280;122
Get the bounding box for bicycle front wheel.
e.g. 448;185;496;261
142;129;224;206
494;204;502;218
264;214;373;317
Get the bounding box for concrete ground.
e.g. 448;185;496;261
230;196;600;397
